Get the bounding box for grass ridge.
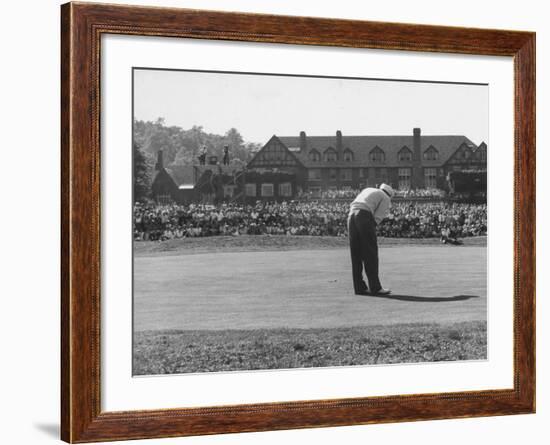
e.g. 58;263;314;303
134;321;487;375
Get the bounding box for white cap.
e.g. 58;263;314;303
379;183;395;198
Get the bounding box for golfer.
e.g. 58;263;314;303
348;183;395;296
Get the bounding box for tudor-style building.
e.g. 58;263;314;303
245;128;487;198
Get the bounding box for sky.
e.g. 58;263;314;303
133;68;489;146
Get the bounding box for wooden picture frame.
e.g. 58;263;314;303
61;2;535;442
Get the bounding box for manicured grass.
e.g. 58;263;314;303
133;246;487;331
133;321;487;375
133;237;487;375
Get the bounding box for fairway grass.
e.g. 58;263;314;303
133;320;487;375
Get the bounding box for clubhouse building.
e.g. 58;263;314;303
150;127;487;203
243;128;487;199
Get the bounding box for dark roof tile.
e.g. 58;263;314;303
276;134;481;168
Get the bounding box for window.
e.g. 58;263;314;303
340;169;352;181
245;183;256;197
329;169;337;181
374;168;388;186
359;168;366;178
423;146;439;161
157;194;172;205
369;147;385;163
308;169;321;180
308;186;321;197
308;149;320;162
424;168;437;188
398;168;411;190
398;146;413;162
223;185;236;198
261;183;274;197
279;182;292;197
343;149;354;162
324;147;337;162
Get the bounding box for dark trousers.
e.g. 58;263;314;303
347;209;381;293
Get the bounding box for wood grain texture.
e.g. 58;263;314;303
60;2;536;443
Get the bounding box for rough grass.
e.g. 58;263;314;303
133;321;487;375
134;235;487;257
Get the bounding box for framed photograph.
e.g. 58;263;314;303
61;2;535;442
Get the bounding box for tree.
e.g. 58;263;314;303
172;145;193;166
133;119;260;168
224;128;244;148
133;141;151;202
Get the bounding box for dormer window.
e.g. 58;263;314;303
324;147;337;162
369;146;385;163
423;146;439;161
308;149;321;162
397;146;413;162
343;148;354;162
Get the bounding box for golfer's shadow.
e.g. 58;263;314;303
370;294;479;302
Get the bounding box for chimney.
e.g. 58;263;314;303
155;150;164;171
299;131;307;152
412;128;422;189
336;130;343;159
413;128;421;161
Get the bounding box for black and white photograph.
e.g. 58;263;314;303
132;68;488;376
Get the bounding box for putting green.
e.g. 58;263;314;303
134;245;486;331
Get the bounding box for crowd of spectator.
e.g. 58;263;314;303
134;200;487;241
393;188;447;199
377;202;486;238
316;189;360;199
298;188;448;200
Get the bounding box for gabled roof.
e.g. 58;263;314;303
247;135;305;168
152;167;177;184
152;168;178;191
165;165;196;186
276;134;480;168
